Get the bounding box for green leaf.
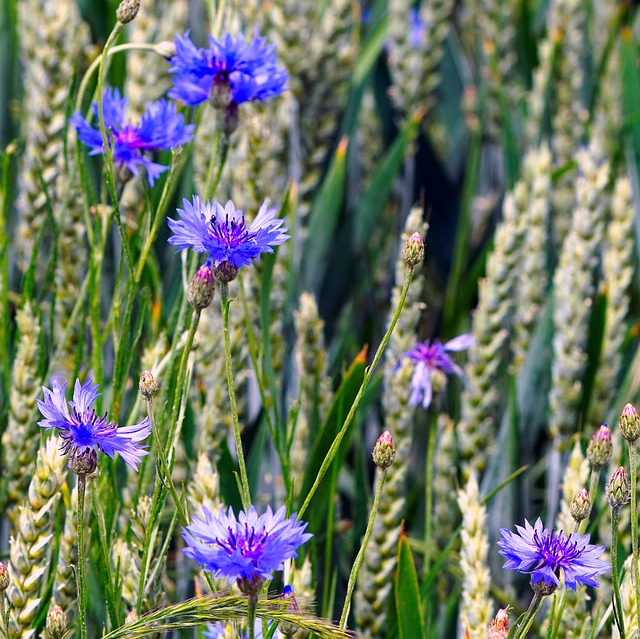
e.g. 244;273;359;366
621;28;640;155
353;111;422;250
395;533;426;639
303;138;349;293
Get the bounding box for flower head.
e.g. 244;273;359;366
70;88;194;186
182;505;312;587
37;379;151;472
167;197;288;280
498;518;610;591
401;334;475;409
169;31;288;108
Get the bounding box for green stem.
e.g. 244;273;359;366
630;442;640;632
247;594;257;639
423;412;437;579
578;469;600;535
611;506;627;639
339;466;388;629
221;282;252;510
513;592;545;639
0;592;9;639
297;265;415;521
204;126;228;201
76;475;88;639
145;396;188;526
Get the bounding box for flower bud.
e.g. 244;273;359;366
607;466;631;509
372;431;396;469
0;562;9;592
487;608;509;639
620;403;640;443
46;605;67;639
139;370;158;399
68;448;98;476
569;488;590;523
237;574;265;597
116;0;140;23
280;585;299;638
155;40;177;59
188;263;215;310
213;261;239;283
402;232;425;267
586;424;612;469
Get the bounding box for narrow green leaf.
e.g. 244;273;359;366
395;533;427;639
620;28;640;154
353;111;422;250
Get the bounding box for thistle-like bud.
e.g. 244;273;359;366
209;76;233;110
569;488;590;523
213;261;239;284
116;0;140;23
0;562;9;592
46;605;67;639
68;448;98;476
188;263;215;310
402;232;425;267
139;370;159;399
586;424;613;469
607;466;631;509
237;575;265;598
222;102;240;137
487;608;509;639
531;578;557;597
620;403;640;443
372;431;396;469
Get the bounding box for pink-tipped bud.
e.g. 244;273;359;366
402;232;425;267
569;488;590;523
607;466;631;509
139;370;158;399
46;605;67;639
0;562;9;592
188;263;215;310
586;424;612;469
116;0;140;23
620;403;640;443
487;608;510;639
373;431;396;469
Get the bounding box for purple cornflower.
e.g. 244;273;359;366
498;518;610;591
169;31;288;108
37;379;151;472
70;88;194;186
401;334;475;409
167;197;288;281
182;505;312;592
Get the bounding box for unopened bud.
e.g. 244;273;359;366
620;403;640;443
188;263;215;310
607;466;631;509
68;448;98;476
116;0;140;23
139;370;158;399
586;424;612;469
569;488;590;523
46;605;67;639
125;610;139;625
280;585;299;637
402;232;425;267
487;608;509;639
0;562;9;591
155;40;177;59
372;431;396;469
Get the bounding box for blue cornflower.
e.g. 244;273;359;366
169;31;288;108
70;88;194;186
498;518;610;592
37;379;151;472
182;505;312;592
167;197;289;281
400;334;475;409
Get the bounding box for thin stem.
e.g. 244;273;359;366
297;265;415;521
204;127;228;201
247;594;257;639
611;506;627;639
221;282;252;510
339;466;388;629
145;396;188;526
630;442;640;632
578;468;600;535
0;592;9;639
423;412;437;579
513;592;545;639
76;475;88;639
